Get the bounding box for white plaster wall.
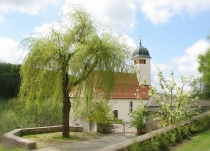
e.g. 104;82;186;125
133;57;151;85
137;58;151;85
110;99;147;122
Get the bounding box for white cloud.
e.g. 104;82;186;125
62;0;210;27
31;23;56;37
33;23;53;33
151;61;171;72
30;21;68;38
138;0;210;24
0;38;26;64
63;0;136;32
123;34;136;48
172;40;210;77
0;0;59;15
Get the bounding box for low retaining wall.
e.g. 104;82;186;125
2;125;83;149
100;111;210;151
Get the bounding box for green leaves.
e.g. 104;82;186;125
18;4;130;137
198;47;210;99
129;103;150;130
19;4;129;103
149;69;199;127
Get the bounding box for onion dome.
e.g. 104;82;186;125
132;39;151;59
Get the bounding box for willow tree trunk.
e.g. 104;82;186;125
62;93;71;137
62;71;71;138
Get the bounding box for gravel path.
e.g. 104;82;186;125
33;133;136;151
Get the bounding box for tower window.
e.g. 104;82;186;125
139;59;146;64
134;59;139;65
129;101;133;112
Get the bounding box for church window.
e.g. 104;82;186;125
129;101;133;112
113;110;118;119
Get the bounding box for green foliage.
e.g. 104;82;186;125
0;98;62;142
198;43;210;99
190;116;210;134
127;113;210;151
149;69;199;127
191;77;210;100
0;63;20;99
88;99;114;125
198;48;210;85
0;110;20;139
111;118;123;124
129;140;140;151
8;98;62;127
129;102;150;131
18;4;129;137
168;130;176;145
19;4;129;106
198;38;210;99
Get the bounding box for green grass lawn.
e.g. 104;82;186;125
22;132;104;149
1;132;104;150
0;144;26;151
174;129;210;151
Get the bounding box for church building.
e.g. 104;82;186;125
109;39;151;122
72;39;152;132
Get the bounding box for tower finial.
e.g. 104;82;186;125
139;34;142;45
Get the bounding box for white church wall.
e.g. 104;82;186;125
70;98;149;132
110;98;148;123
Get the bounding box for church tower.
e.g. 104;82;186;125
131;37;151;86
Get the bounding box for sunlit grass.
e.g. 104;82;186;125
22;132;104;149
174;129;210;151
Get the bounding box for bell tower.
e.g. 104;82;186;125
131;36;151;85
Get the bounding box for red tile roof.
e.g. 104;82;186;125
70;71;150;100
110;72;150;99
111;84;150;99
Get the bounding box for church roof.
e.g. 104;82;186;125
70;71;150;100
110;72;150;99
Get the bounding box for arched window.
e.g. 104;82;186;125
113;110;118;119
129;101;133;112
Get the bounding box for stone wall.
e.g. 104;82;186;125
100;111;210;151
2;125;83;149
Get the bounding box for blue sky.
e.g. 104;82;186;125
0;0;210;85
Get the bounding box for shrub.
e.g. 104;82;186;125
127;112;210;151
0;98;62;142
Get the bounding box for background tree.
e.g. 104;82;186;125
190;77;210;100
149;69;199;127
198;45;210;100
19;5;130;138
0;63;21;100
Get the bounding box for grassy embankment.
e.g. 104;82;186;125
173;129;210;151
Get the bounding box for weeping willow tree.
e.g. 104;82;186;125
19;5;130;138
